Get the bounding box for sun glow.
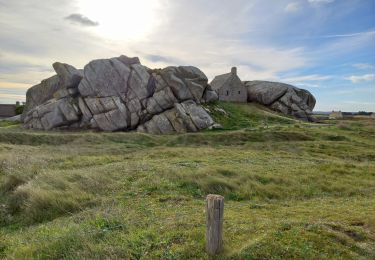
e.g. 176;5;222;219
77;0;162;40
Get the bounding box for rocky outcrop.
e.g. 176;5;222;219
244;81;316;122
22;55;217;133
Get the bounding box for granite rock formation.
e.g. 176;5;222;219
244;81;316;122
22;55;218;133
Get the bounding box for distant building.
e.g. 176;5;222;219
371;113;375;119
329;111;343;119
0;104;17;118
210;67;247;102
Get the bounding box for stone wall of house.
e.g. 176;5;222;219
217;77;247;102
0;104;17;118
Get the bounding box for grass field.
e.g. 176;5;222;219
0;102;374;259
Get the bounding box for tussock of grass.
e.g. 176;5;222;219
0;102;374;258
0;175;27;194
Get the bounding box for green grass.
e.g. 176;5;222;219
0;120;19;128
0;102;374;259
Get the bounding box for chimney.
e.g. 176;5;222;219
231;67;237;75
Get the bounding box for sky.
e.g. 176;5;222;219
0;0;374;112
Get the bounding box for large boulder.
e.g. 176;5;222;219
22;55;217;133
244;81;316;122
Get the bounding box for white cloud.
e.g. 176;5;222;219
0;81;30;90
285;2;301;13
284;0;336;16
308;0;335;4
278;74;331;89
294;83;320;88
309;29;375;64
281;74;332;83
353;63;375;70
0;0;313;103
345;74;375;83
0;93;26;102
320;30;375;39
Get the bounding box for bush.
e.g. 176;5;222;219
15;105;24;115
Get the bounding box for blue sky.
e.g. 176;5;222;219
0;0;374;111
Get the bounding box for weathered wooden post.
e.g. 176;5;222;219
206;194;224;255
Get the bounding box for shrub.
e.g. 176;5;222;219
15;105;24;115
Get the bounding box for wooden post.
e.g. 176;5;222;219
206;194;224;255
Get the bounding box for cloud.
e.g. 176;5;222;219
295;83;320;88
64;13;99;27
308;29;375;64
353;63;375;70
279;74;331;89
0;93;26;102
0;81;30;90
285;2;301;13
0;0;115;88
131;1;309;81
144;54;178;64
285;0;335;14
345;74;375;83
308;0;335;4
281;74;332;82
319;30;375;39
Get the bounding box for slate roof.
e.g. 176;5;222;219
210;72;232;91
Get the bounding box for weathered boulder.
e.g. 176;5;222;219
21;63;83;121
23;97;80;130
244;81;316;121
52;62;83;90
202;85;219;103
22;75;60;121
23;55;217;133
137;100;214;134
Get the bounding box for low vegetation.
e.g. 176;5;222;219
15;105;24;115
0;102;374;259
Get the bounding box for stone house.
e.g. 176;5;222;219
210;67;247;102
0;104;17;118
329;111;343;119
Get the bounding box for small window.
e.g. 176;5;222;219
238;91;241;94
226;90;229;96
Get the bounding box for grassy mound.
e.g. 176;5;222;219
0;102;374;259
